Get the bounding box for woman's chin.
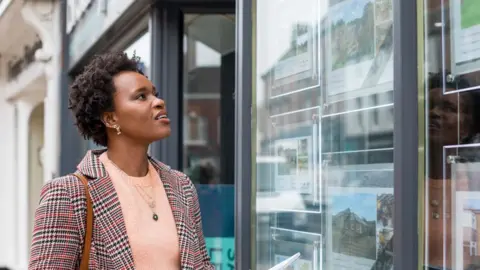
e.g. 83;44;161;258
154;130;171;140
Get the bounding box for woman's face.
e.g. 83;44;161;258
428;88;472;146
105;71;171;144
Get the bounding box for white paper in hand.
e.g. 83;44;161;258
268;252;301;270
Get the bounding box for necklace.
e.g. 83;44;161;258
107;158;159;221
134;185;159;221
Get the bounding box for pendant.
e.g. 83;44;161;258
153;213;158;221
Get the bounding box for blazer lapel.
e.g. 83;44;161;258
150;160;192;268
77;150;191;269
77;150;135;269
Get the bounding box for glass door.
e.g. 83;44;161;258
253;0;395;269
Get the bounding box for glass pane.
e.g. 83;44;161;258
423;1;480;269
124;31;151;78
253;0;394;269
182;14;235;269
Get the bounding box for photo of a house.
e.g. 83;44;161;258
331;193;377;260
329;0;375;71
461;199;480;267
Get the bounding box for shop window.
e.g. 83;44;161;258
253;0;395;269
423;1;480;269
124;31;151;78
183;114;208;145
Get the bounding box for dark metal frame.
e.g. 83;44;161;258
149;3;183;169
393;0;419;269
59;0;84;176
235;0;252;268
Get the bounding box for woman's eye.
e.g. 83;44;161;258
137;94;146;100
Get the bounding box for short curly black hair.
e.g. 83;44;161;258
69;51;144;147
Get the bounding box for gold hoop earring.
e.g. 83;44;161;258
113;125;121;135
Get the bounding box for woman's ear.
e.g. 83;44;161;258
102;112;118;129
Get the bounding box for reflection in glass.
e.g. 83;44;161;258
183;14;236;269
424;1;480;269
124;32;151;77
253;0;394;269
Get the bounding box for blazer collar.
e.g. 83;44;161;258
76;149;191;268
77;149;174;179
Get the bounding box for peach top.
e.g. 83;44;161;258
99;153;180;269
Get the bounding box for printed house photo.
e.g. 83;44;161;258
331;193;377;260
276;143;298;176
461;198;480;267
329;0;375;70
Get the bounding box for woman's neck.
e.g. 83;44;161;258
106;140;149;177
428;143;450;180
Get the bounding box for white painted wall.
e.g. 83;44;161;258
28;104;45;252
0;92;18;269
0;1;62;268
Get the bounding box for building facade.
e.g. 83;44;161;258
0;0;62;268
60;0;480;269
0;0;474;269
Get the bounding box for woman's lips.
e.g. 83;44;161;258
429;122;440;130
158;118;170;124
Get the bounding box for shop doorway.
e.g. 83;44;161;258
182;12;236;269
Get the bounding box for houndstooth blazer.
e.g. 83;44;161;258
29;149;214;270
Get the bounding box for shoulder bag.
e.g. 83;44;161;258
72;173;93;270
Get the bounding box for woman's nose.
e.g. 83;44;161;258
153;96;165;109
429;105;442;118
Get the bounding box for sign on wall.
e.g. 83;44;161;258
205;237;235;269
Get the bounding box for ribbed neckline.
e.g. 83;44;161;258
100;152;157;187
126;165;154;187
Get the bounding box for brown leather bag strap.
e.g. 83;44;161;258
73;173;93;270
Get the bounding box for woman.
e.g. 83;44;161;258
425;72;480;269
29;52;214;269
